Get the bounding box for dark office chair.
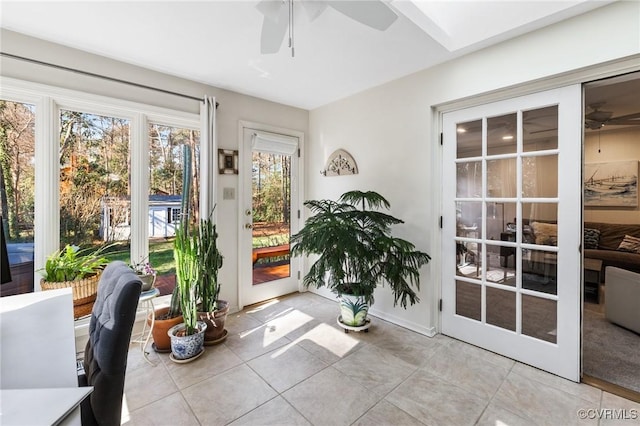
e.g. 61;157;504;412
78;261;142;426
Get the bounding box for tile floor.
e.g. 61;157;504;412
122;292;640;425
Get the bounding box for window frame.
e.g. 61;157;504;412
0;76;201;289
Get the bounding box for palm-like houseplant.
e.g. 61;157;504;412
291;190;431;328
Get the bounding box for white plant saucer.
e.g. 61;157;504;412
337;315;371;333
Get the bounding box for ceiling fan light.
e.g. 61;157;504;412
502;135;513;140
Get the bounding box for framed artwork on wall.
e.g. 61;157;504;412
584;160;638;207
218;149;238;174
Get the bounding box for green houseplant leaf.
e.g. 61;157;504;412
291;190;431;308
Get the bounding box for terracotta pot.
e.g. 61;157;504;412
147;306;183;352
197;300;229;344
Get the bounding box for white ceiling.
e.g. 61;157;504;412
0;1;611;110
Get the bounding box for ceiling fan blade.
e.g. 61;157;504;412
256;0;289;54
608;112;640;122
327;0;398;31
301;0;328;21
606;119;640;126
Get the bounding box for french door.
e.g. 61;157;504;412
240;126;300;306
441;86;582;381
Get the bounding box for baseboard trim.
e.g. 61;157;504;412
582;374;640;403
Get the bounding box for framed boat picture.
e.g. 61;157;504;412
584;160;638;207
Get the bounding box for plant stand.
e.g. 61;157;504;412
337;315;371;333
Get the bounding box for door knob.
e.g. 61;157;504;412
245;223;253;229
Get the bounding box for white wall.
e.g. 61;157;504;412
0;29;309;313
308;1;640;335
584;127;640;224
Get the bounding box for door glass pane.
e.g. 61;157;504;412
147;124;200;290
456;120;482;158
59;110;130;256
522;249;557;295
0;100;35;293
522;295;557;343
522;155;558;198
456;280;481;321
252;151;291;285
456;161;482;198
486;286;516;332
523;106;558;152
487;113;516;155
487;158;516;198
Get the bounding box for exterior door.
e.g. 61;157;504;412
441;85;582;381
240;126;300;306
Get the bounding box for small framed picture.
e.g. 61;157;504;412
218;149;238;174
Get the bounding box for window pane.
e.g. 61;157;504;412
148;124;200;283
457;161;482;198
59;110;130;255
522;249;557;295
456;280;481;321
486;286;516;332
523;106;558;152
488;158;516;198
522;155;558;198
522;295;557;344
456;120;482;158
252;151;291;285
0;100;36;294
487;113;516;155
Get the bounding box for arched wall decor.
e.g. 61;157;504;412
321;149;358;176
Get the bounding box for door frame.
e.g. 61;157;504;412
432;58;640;381
237;120;305;310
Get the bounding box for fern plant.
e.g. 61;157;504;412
291;190;431;308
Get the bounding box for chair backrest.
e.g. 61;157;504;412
81;261;142;426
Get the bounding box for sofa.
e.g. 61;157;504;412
605;267;640;333
584;221;640;278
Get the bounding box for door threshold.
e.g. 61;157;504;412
582;374;640;403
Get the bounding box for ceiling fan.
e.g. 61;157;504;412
256;0;398;56
585;102;640;130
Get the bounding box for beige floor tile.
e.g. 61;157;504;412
182;364;277;425
367;321;444;368
599;392;640;426
279;291;334;310
293;322;366;364
164;343;244;389
511;362;602;404
333;345;417;396
228;396;311;426
283;366;380;426
225;311;264;335
264;308;318;341
124;391;199;426
225;322;293;361
476;402;537;426
420;343;511;399
244;299;297;323
444;338;515;371
248;343;328;393
494;372;597;425
352;400;425;425
386;370;488;426
126;342;162;372
124;361;178;411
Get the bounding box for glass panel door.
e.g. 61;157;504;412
442;86;582;381
241;127;300;306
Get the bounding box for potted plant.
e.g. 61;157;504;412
196;214;228;344
40;244;111;318
167;222;207;362
130;258;157;291
291;190;431;330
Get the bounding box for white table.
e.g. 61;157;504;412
0;387;93;426
133;287;160;364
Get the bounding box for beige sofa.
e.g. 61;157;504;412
605;267;640;334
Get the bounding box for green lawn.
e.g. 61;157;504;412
102;239;176;275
